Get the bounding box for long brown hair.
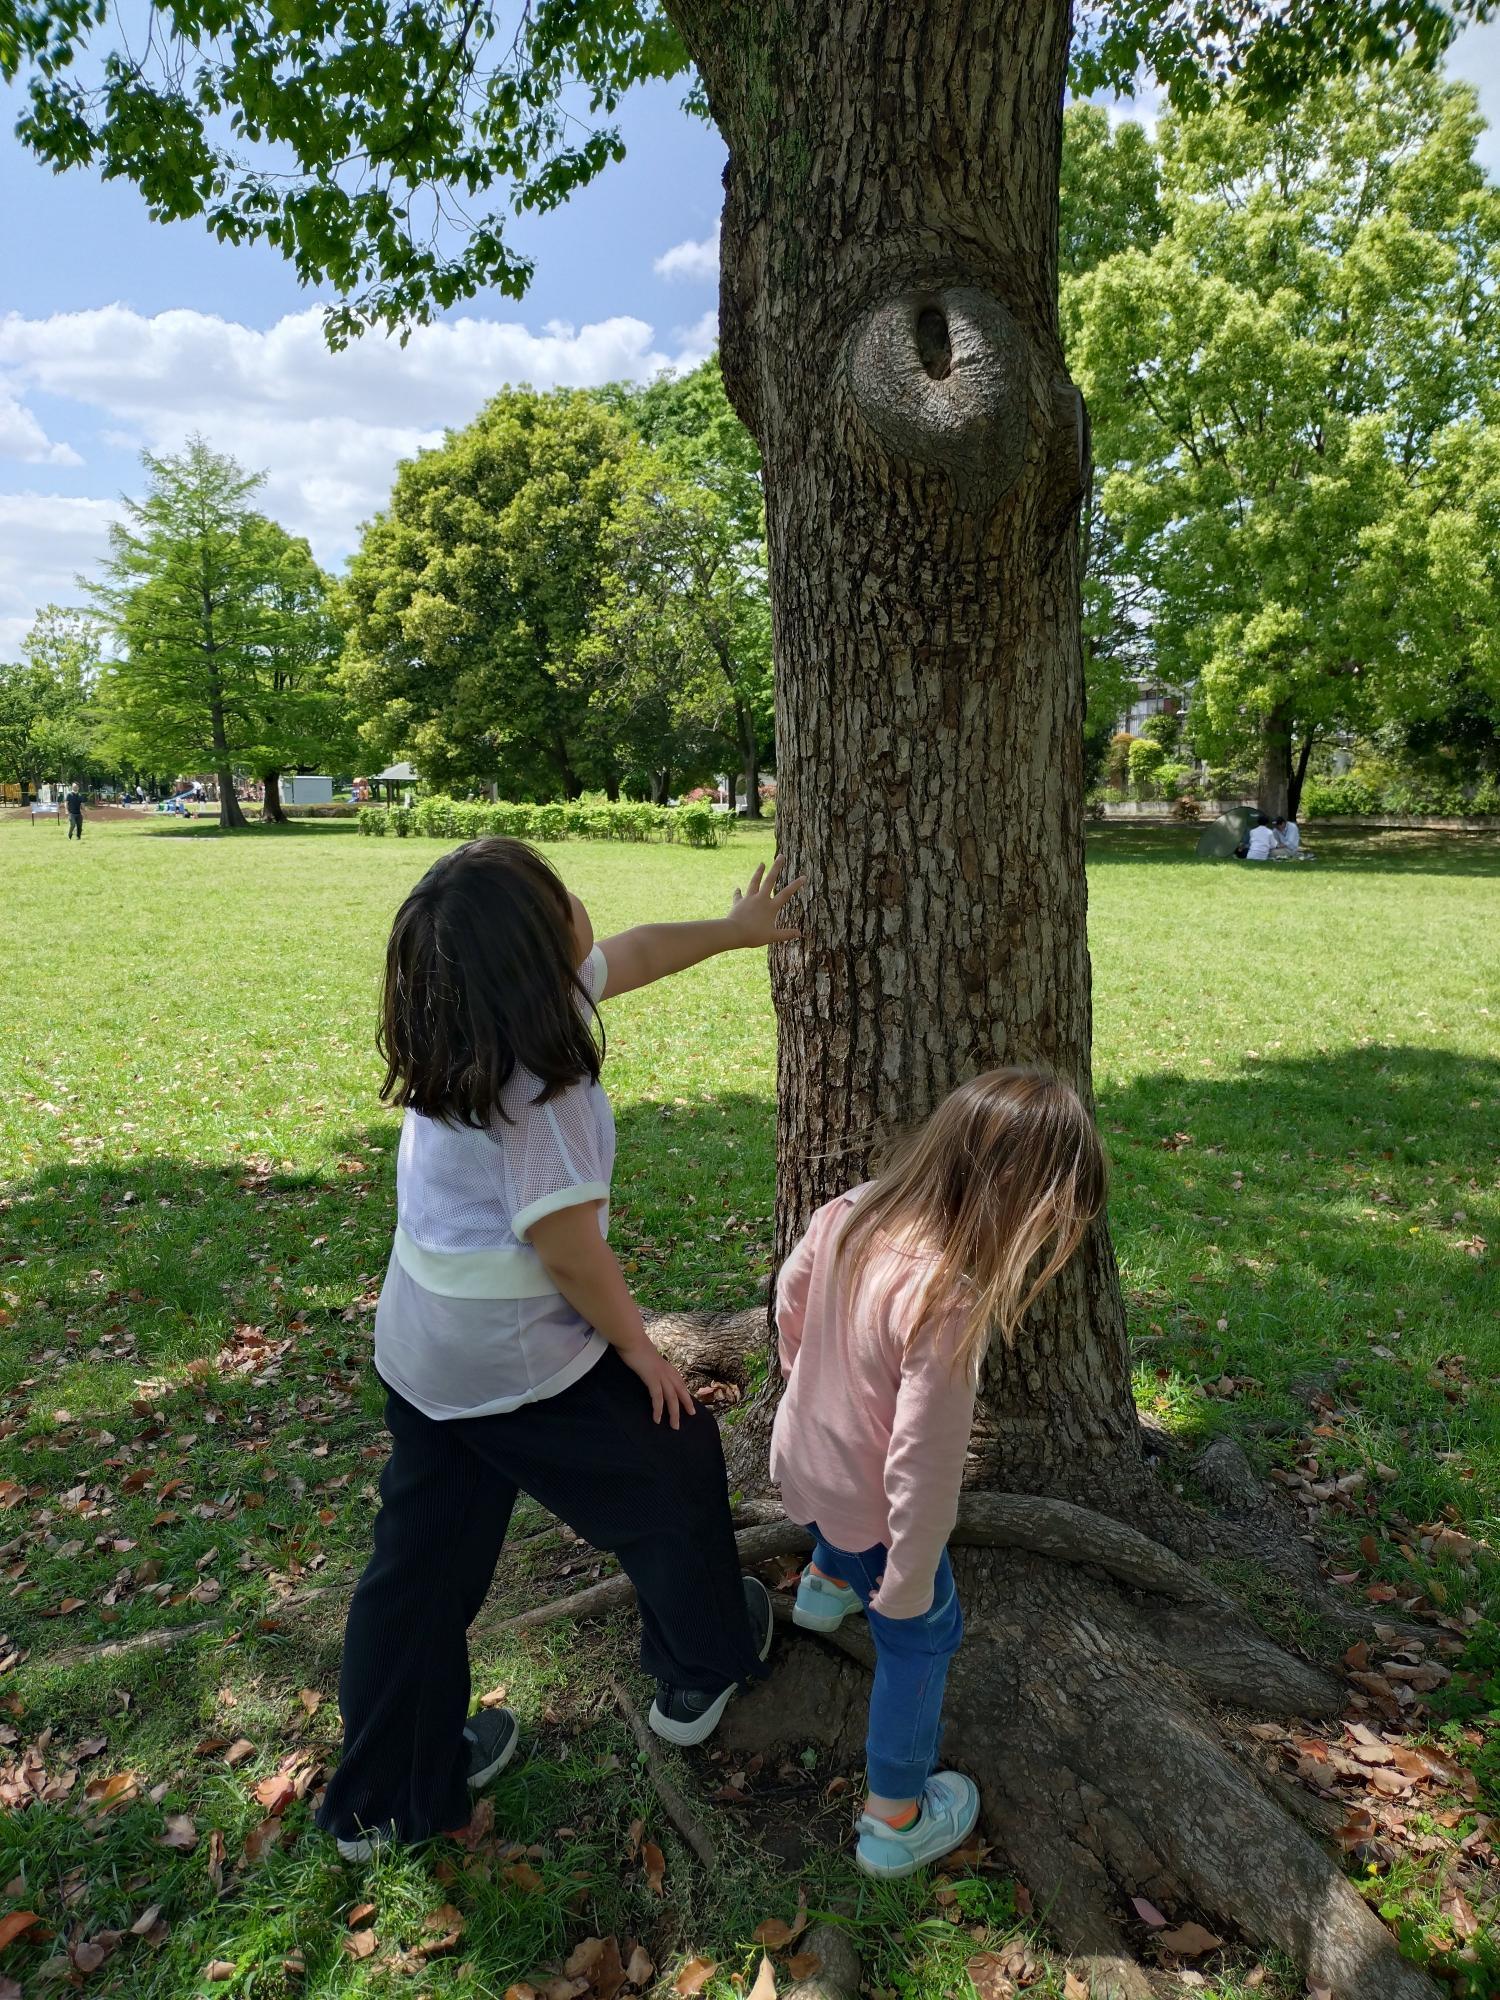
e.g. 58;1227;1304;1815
379;838;602;1126
836;1068;1107;1375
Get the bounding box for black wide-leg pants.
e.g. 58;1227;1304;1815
317;1347;761;1844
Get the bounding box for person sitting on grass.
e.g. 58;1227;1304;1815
317;838;806;1862
770;1068;1108;1879
1242;814;1277;860
1272;815;1303;857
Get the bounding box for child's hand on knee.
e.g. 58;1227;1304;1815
618;1336;696;1429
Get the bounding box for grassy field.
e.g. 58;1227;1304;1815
0;815;1495;1999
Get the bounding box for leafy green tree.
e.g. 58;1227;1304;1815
240;520;353;821
0;607;105;798
1066;65;1500;816
337;389;638;799
573;451;772;810
92;442;347;828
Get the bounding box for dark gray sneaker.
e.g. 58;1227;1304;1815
648;1576;774;1746
464;1707;519;1789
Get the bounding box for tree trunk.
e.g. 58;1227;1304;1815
261;770;288;823
660;5;1441;1994
725;765;739;814
736;700;762;818
1289;725;1316;822
679;0;1128;1488
651;767;672;806
1258;702;1294;818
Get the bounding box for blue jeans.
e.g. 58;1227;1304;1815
810;1531;963;1800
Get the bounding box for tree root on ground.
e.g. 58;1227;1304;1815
609;1675;721;1874
722;1544;1438;2000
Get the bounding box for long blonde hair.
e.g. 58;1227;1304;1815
836;1067;1108;1376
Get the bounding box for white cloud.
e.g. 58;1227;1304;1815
0;386;82;467
0;493;118;655
653;224;720;284
0;304;715;576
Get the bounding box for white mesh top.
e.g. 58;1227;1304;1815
373;945;615;1418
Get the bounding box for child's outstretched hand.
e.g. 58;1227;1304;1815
726;855;807;947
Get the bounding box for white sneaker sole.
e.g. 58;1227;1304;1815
647;1581;774;1746
855;1790;981;1880
468;1724;519;1791
792;1594;864;1635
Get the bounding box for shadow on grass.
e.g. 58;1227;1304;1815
1086;822;1500;875
141;816;365;839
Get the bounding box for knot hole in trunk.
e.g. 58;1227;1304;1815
845;284;1029;505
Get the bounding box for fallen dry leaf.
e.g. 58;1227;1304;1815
786;1954;822;1983
84;1770;140;1810
1156;1923;1223;1957
1442;1884;1479;1941
130;1906;162;1938
158;1814;198;1852
298;1689;322;1718
0;1912;39;1952
1131;1896;1167;1928
504;1987;538;2000
205;1962;237;1982
964;1951;1017;2000
345;1928;377;1960
753;1920;795;1950
253;1772;297;1815
673;1958;717;1997
747;1958;777;2000
642;1840;666;1895
625;1945;654;1987
348;1904;376;1928
416;1903;466;1959
1063;1975;1089;2000
480;1684;510;1709
503;1862;545;1894
223;1739;256;1768
206;1828;226;1894
242;1819;284;1867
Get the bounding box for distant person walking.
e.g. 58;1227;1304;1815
65;784;84;841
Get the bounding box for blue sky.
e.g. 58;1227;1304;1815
1;21;1496;653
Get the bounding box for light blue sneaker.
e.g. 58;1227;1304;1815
854;1772;981;1879
791;1565;866;1634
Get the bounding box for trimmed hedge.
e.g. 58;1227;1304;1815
358;796;736;849
1303;769;1500;819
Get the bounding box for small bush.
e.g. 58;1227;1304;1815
1171;793;1203;821
1469;775;1500;818
358;792;731;847
673;802;734;848
1105;732;1135;791
1128;737;1169;799
1302;772;1381;817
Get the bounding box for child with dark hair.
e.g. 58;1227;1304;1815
319;838;806;1860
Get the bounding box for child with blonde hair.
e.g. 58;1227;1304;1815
771;1068;1107;1877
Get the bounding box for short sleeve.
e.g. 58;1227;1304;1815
580;945;608;1001
502;1075;612;1240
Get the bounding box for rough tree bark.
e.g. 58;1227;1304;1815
1289;725;1317;822
261;770;288;824
1258;702;1294;819
657;3;1438;1994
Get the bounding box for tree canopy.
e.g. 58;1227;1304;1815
2;0;1486;340
0;606;103;793
1064;64;1500;806
92;440;348;825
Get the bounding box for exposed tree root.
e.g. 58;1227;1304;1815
646;1308;763;1393
785;1925;861;2000
609;1675;721;1875
725;1544;1439;2000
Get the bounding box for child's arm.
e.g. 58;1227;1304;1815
871;1326;977;1619
597;858;806;999
526;1203;696;1429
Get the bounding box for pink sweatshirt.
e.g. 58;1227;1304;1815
768;1189;976;1618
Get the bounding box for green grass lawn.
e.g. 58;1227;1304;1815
0;815;1495;1999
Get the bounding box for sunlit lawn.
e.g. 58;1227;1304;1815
0;814;1495;1998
